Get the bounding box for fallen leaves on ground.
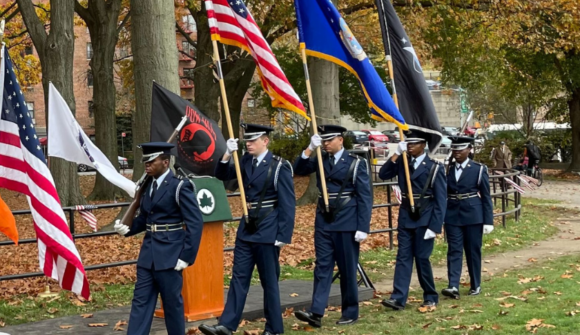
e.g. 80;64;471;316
47;307;58;314
289;293;299;297
417;305;436;313
525;319;556;333
243;329;262;335
113;320;127;331
59;325;73;329
88;323;108;327
80;314;93;318
500;302;515;308
186;327;202;334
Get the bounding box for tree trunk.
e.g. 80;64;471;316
568;87;580;172
18;0;85;206
83;0;123;201
297;50;340;205
193;4;221;122
130;0;180;181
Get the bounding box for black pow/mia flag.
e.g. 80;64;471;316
150;82;226;176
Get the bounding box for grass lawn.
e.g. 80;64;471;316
0;198;561;327
238;255;580;334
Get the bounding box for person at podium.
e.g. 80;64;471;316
114;142;204;335
200;124;296;335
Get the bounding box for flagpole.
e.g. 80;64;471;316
376;0;415;211
211;39;250;221
300;46;330;212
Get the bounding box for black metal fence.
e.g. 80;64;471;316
0;168;521;283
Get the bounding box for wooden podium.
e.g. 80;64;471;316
155;177;233;321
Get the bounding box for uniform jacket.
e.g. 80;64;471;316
491;145;512;169
379;154;446;233
215;151;295;244
445;160;494;226
126;170;204;271
293;151;372;233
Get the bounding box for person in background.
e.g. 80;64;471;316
491;141;512;169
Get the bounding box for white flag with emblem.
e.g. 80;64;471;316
47;83;135;197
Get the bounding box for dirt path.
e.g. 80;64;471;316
374;180;580;293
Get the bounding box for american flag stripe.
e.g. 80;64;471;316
517;176;535;190
0;46;90;299
503;177;525;194
76;205;97;232
391;185;402;204
205;0;310;120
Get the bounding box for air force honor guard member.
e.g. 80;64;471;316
293;125;372;327
442;136;494;299
199;124;295;335
114;142;204;335
379;130;446;311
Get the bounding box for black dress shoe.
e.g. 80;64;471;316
469;287;482;296
199;324;232;335
336;317;358;325
420;301;437;308
262;332;280;335
442;287;460;299
295;311;322;328
381;298;405;311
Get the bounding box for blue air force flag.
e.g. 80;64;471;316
47;83;135;197
294;0;407;129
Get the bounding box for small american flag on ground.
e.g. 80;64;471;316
517;175;536;191
204;0;309;120
0;46;90;299
504;177;525;195
75;205;97;232
521;174;540;186
391;185;402;204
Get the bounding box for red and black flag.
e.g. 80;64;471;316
151;82;226;176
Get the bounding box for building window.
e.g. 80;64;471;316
183;67;194;79
26;102;34;119
182;41;195;57
182;14;196;32
87;70;93;87
247;99;255;108
87;42;93;60
88;101;94;118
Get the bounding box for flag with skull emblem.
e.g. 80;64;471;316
151;82;226;176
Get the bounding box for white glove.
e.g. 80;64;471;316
354;231;368;243
174;259;189;271
274;240;287;248
395;141;407;156
114;220;129;236
226;138;239;154
424;229;436;240
308;134;322;151
483;225;494;234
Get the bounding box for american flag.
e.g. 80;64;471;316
204;0;309;120
391;185;402;204
75;205;98;232
517;175;536;191
0;47;90;299
503;177;525;195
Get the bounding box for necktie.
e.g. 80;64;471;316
151;180;158;199
252;158;258;173
329;154;335;169
410;158;416;172
456;165;463;171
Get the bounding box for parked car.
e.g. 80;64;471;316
441;126;460;136
361;129;389;143
78;156;129;172
381;129;400;143
344;130;370;145
464;126;477;136
426;80;441;90
439;136;452;148
354;141;389;158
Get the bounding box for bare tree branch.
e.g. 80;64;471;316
0;1;16;18
5;7;20;23
175;21;197;48
74;1;93;25
116;9;131;34
16;0;47;53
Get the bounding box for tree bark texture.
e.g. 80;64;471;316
17;0;85;206
568;87;580;172
130;0;180;182
76;0;124;200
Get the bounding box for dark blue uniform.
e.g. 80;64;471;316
126;170;204;335
379;154;446;306
294;150;372;320
445;160;493;291
214;151;295;334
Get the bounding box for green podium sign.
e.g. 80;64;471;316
191;177;233;222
